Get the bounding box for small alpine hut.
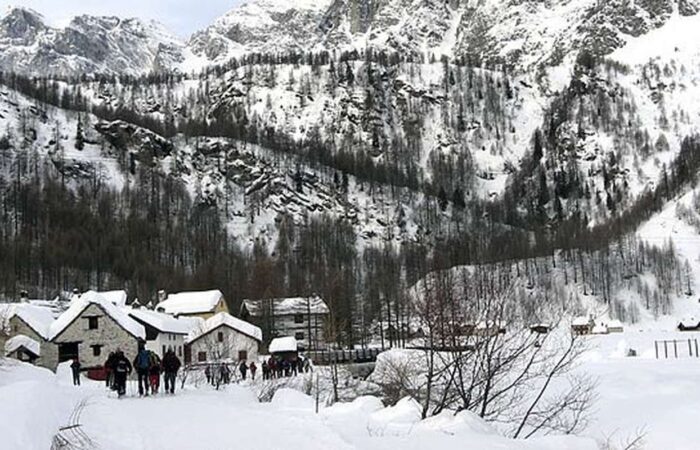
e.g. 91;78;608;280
678;317;700;332
49;291;145;372
0;303;56;370
185;312;261;365
157;290;229;319
268;336;298;363
607;320;624;333
4;335;41;364
572;316;593;335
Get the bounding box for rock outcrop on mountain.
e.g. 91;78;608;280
0;7;187;76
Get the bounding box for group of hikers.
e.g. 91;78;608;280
203;355;312;386
69;345;182;398
261;355;311;380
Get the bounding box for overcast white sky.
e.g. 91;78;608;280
1;1;242;37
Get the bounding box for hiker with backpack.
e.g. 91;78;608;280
148;351;162;394
113;350;132;397
249;362;257;380
133;345;151;396
162;349;181;394
238;360;248;381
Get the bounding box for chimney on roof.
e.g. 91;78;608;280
131;299;142;309
157;290;167;304
19;290;29;303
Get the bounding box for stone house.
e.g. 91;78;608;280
0;303;57;370
49;291;145;369
185;312;261;365
239;296;330;351
157;290;229;319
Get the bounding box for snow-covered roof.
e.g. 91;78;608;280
96;290;128;307
475;320;506;330
679;317;700;327
127;309;193;335
591;324;608;334
5;335;41;357
188;312;262;343
49;291;145;341
0;303;55;340
157;290;224;315
572;316;591;327
607;320;624;329
269;336;298;353
241;296;329;317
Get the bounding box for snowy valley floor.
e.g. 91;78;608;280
2;330;700;450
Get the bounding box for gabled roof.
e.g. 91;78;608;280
0;303;55;340
5;334;41;357
49;291;145;341
127;309;192;335
158;290;224;315
96;290;128;308
188;312;262;344
241;296;329;317
572;316;591;327
269;336;297;353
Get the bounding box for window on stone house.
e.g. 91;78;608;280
88;317;98;330
294;314;304;324
198;351;207;362
91;345;102;357
295;332;305;341
217;331;224;343
238;350;247;361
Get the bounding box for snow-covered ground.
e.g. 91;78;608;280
3;329;700;450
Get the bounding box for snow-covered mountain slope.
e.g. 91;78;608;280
188;0;333;64
0;7;188;76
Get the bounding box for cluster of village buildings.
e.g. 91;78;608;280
0;289;330;374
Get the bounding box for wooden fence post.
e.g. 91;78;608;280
655;341;658;359
674;340;678;358
664;341;668;359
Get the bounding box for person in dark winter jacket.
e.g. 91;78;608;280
70;358;81;386
113;350;132;397
205;365;212;384
239;361;248;380
261;361;269;380
133;346;151;396
249;362;257;380
162;349;181;394
104;352;117;389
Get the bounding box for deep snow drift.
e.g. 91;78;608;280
3;329;700;450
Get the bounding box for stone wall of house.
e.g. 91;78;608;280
270;314;327;349
52;304;140;368
7;316;58;371
188;325;259;364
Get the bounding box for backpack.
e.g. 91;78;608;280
116;359;128;373
137;350;150;369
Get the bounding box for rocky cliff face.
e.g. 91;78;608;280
0;7;187;76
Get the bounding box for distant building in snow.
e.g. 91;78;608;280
678;317;700;331
0;303;56;370
239;296;330;351
157;290;229;319
127;308;191;359
572;316;594;335
268;336;299;363
185;312;261;365
5;335;41;364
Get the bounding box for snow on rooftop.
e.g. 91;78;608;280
572;317;591;327
96;290;128;308
0;303;55;340
49;291;145;341
127;309;193;335
269;336;298;353
189;312;262;343
158;290;224;315
5;334;41;357
242;296;329;317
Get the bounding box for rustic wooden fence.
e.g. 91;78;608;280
654;339;699;359
305;348;383;365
